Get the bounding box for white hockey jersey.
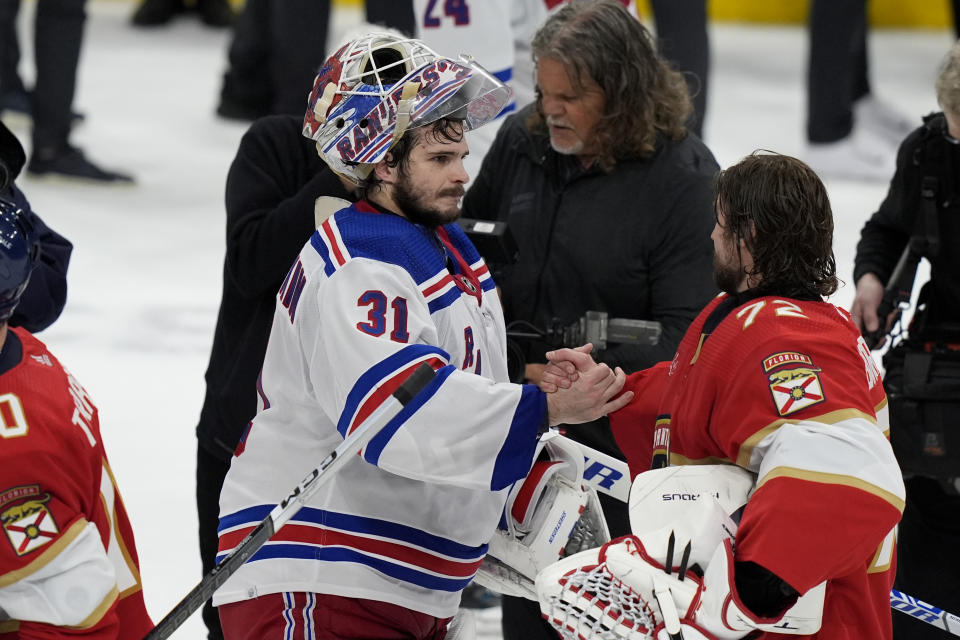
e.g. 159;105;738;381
215;201;545;618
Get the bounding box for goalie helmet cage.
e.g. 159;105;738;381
143;364;437;640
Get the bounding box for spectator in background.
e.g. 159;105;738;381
0;0;133;183
650;0;710;139
129;0;234;28
366;0;415;36
851;39;960;640
415;0;710;177
0;120;71;332
215;0;331;120
804;0;914;181
513;0;709;136
216;0;417;122
461;1;719;637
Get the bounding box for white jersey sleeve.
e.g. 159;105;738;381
309;256;544;491
0;521;117;628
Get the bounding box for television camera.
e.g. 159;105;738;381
458;218;662;383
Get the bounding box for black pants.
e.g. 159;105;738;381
650;0;709;139
365;0;415;37
892;476;960;639
220;0;331;116
0;0;86;152
197;443;232;640
954;0;960;39
501;491;631;640
806;0;870;143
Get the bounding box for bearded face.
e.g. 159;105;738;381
392;168;465;228
711;209;748;294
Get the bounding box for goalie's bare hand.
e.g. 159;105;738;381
539;345;594;392
545;357;632;426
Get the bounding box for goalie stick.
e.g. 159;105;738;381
143;363;437;640
891;589;960;637
555;434;960;638
544;432;631;502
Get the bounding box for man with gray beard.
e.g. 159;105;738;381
461;1;719;637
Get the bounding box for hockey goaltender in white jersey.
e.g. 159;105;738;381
213;33;630;632
215;202;540;617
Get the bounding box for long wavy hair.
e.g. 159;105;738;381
529;0;691;171
714;152;839;299
936;39;960;115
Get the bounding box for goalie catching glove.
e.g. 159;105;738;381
472;434;609;600
535;463;827;640
536;534;826;640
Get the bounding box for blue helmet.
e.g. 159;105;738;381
0;198;38;323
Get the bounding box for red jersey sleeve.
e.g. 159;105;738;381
609;361;671;479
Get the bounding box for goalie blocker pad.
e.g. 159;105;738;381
627;464;756;573
536;535;826;640
473;436;610;600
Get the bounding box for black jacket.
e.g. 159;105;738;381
854;112;960;336
197;115;352;460
462;104;718;460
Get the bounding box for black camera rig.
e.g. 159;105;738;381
507;311;662;352
456;217;663;381
504;312;662;383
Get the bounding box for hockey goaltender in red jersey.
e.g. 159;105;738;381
0;201;153;638
539;152;905;640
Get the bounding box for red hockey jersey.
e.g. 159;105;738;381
610;293;904;640
0;328;153;639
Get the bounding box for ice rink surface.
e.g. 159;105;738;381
4;2;955;637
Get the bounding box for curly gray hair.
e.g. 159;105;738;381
935;40;960;116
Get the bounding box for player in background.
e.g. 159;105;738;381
541;152;904;639
214;33;631;639
413;0;515;179
0;201;153;639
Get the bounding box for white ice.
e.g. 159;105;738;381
5;2;954;638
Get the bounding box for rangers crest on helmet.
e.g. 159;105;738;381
302;32;511;184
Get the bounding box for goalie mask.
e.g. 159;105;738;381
302;32;512;184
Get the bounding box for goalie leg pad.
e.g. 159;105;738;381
698;539;826;637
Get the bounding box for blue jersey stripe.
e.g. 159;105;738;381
363;365;455;466
337;344;451;438
427;287;464;314
219;503;272;532
224;544;474;592
490;384;544;491
219;505;488;559
309;231;337;277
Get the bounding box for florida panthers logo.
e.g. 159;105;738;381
1;488;59;556
763;352;825;417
